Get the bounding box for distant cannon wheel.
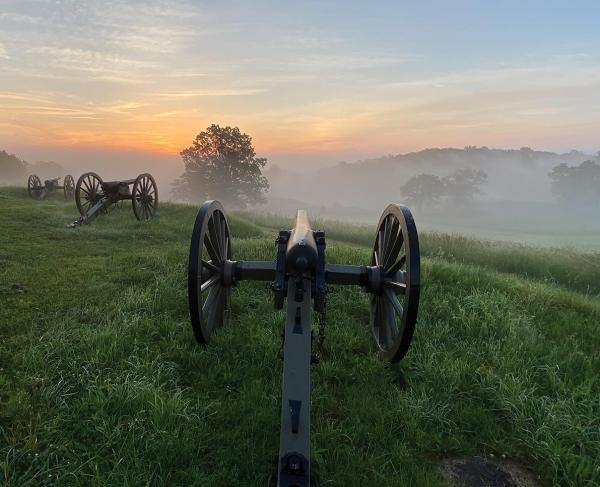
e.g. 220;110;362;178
132;173;158;221
188;200;232;344
27;174;44;200
76;172;103;216
63;175;75;199
369;204;420;362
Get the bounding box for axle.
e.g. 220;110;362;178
225;260;379;289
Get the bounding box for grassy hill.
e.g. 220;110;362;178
1;187;599;486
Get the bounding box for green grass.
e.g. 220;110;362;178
1;187;599;486
236;211;600;297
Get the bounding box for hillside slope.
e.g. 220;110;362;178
1;188;599;486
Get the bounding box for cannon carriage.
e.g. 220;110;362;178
70;172;158;226
187;200;420;486
27;174;75;200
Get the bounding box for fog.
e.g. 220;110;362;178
259;147;600;249
4;144;600;250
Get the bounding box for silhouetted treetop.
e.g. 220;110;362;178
400;174;445;211
400;168;488;211
549;160;600;208
0;150;28;184
173;124;269;207
442;168;488;205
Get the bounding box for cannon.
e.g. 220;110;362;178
187;201;420;486
69;172;158;226
27;174;74;200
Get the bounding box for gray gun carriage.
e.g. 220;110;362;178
70;171;158;226
187;200;421;486
27;174;75;200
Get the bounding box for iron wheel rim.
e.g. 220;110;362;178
132;173;158;221
369;204;420;362
75;172;103;216
63;175;75;199
27;174;43;200
188;200;232;345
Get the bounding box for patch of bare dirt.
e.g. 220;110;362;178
440;456;542;487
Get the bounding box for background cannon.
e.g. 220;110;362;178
70;172;158;226
187;200;420;486
27;174;74;200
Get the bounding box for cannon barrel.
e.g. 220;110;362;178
286;210;318;274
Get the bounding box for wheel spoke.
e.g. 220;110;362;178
203;233;221;264
206;287;222;331
201;259;219;273
386;300;399;339
384;280;406;294
383;287;404;317
382;219;401;269
200;274;220;293
381;216;391;255
386;254;406;277
207;217;223;262
213;213;224;257
382;300;397;347
202;286;219;319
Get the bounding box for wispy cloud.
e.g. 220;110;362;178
27;46;156;72
156;89;267;98
2;1;600;155
0;12;41;24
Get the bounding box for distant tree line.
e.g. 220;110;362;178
0;150;66;184
399;168;488;211
400;159;600;211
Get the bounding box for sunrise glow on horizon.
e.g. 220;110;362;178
2;1;600;163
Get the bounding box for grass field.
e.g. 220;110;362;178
1;187;599;486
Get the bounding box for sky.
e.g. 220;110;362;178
1;0;600;171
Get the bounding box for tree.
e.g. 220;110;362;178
549;160;600;207
442;168;487;205
399;174;445;211
173;124;269;207
0;150;28;184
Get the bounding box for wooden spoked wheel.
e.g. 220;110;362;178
188;200;232;345
75;172;103;216
369;204;420;362
63;175;75;199
132;173;158;221
27;174;44;200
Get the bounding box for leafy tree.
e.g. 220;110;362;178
549;160;600;207
173;124;269;207
399;174;445;211
0;150;28;184
442;168;487;205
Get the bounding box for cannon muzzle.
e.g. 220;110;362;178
286;210;318;274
